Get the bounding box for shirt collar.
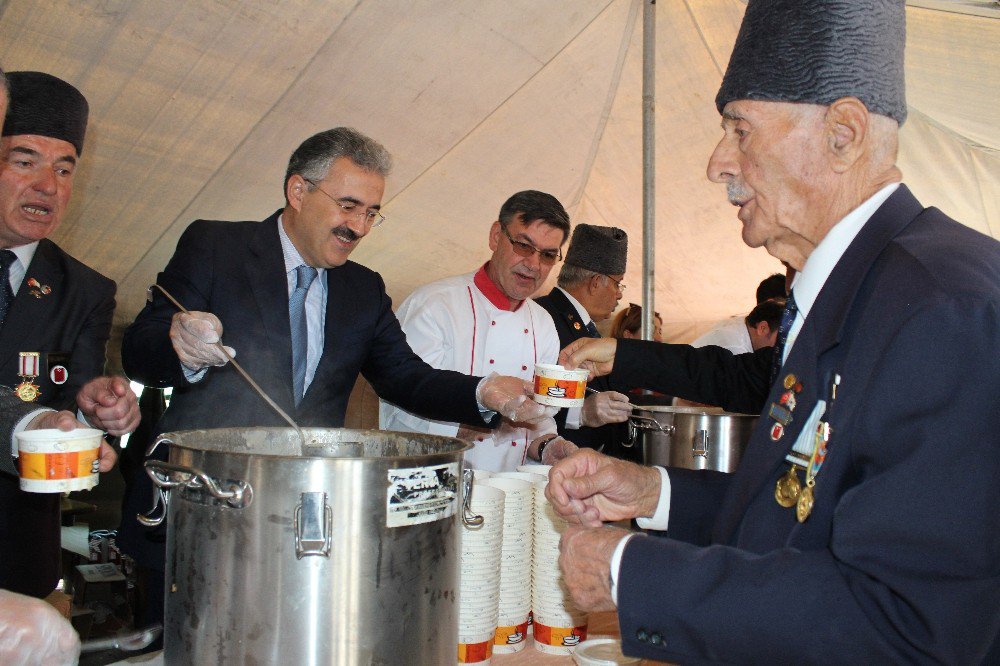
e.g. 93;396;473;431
474;263;522;311
556;287;592;326
791;183;899;319
278;215;325;281
5;241;39;272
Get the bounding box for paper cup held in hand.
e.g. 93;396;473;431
533;363;588;407
16;428;103;493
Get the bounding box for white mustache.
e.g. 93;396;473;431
727;181;752;205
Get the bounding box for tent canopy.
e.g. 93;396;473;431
1;0;997;350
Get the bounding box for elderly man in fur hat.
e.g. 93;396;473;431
0;71;139;601
546;1;1000;662
535;224;639;462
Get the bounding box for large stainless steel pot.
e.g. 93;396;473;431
628;406;757;472
140;427;475;665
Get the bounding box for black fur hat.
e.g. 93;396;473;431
716;0;907;124
565;224;628;275
3;71;89;155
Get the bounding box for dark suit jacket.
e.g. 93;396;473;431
611;186;1000;663
118;213;485;569
534;288;639;461
0;239;115;598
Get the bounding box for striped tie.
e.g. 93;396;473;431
290;265;318;406
770;291;798;386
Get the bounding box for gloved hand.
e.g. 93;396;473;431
581;390;632;427
0;589;81;666
475;374;559;425
170;311;235;372
540;436;579;466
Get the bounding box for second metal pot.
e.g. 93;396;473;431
628;406;757;472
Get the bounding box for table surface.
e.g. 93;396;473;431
493;611;663;665
112;612;666;665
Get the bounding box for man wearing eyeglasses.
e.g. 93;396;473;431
380;190;571;472
119;131;554;631
534;224;638;462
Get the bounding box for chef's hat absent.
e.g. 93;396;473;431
716;0;907;124
564;224;628;276
3;71;89;155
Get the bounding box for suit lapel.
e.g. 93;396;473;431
0;240;64;371
713;186;925;544
246;212;296;406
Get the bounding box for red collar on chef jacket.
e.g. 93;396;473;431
474;263;524;312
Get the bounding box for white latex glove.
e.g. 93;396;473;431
581;391;633;427
476;374;559;425
170;311;235;372
540;436;579;466
0;590;80;666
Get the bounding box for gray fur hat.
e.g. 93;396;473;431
3;71;89;155
716;0;907;124
564;224;628;275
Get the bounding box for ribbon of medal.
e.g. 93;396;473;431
14;351;42;402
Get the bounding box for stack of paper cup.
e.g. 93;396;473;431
516;463;551;477
481;477;534;654
458;483;506;665
531;477;588;655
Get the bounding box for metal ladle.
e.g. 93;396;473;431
80;623;162;653
151;284;306;446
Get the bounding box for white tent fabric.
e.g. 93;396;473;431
1;0;997;353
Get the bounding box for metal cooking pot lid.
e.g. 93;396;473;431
631;405;757;418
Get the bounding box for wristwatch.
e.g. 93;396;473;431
534;434;560;463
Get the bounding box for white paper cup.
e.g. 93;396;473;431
15;428;103;493
532;363;588;407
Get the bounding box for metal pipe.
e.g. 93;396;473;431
641;0;656;340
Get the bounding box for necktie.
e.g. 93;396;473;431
770;290;798;386
585;321;600;338
289;264;318;406
0;250;17;326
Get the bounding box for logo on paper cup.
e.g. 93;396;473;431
546;386;567;398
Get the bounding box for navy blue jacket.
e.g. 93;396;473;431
611;187;1000;663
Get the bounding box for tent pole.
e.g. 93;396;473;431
641;0;656;340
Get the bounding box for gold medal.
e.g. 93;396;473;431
14;380;41;402
774;465;802;508
796;484;814;523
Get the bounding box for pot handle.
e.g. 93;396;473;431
136;436;175;527
461;468;484;528
294;492;332;558
629;415;674;435
140;459;253;524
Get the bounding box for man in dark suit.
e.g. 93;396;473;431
546;1;1000;663
118;126;553;631
0;70;139;599
534;224;638;461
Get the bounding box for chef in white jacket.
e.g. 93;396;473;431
380;190;570;471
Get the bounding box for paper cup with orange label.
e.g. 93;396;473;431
533;363;589;407
16;428;103;493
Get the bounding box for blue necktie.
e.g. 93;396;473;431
585;321;600;338
0;250;17;327
290;265;318;406
770;290;798;386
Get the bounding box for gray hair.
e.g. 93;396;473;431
557;263;601;290
284;127;392;201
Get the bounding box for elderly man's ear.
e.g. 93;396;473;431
825;97;870;173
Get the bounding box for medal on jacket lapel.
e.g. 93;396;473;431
15;352;42;402
796;421;830;522
775;464;802;507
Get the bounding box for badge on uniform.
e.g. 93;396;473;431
572;321;582;330
25;277;52;299
15;352;42;402
46;351;70;386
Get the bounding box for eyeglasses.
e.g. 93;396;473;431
500;225;562;265
304;179;386;228
602;274;626;292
